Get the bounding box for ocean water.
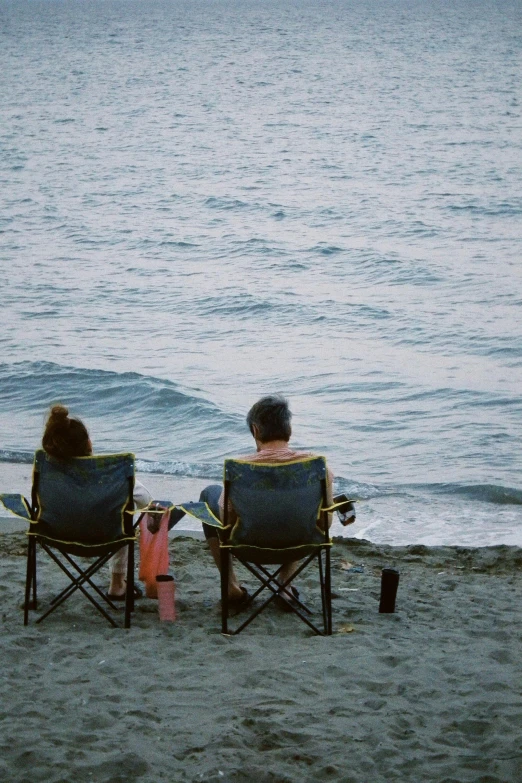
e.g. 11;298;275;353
1;0;521;545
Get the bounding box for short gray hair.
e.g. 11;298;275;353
246;395;292;443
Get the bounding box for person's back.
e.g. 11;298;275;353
199;394;334;605
40;404;151;598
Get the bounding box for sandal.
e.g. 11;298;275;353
227;586;251;609
275;585;300;612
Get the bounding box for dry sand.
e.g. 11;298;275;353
0;523;521;783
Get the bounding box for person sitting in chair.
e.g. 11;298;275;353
199;394;334;607
41;404;153;599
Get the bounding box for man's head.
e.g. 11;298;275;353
246;394;292;443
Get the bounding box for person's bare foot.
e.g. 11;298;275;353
227;585;250;607
108;575;126;597
228;583;246;602
275;585;300;611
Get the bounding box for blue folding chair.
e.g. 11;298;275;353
1;449;141;628
199;456;335;635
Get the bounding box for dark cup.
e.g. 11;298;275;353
333;494;356;526
379;568;400;613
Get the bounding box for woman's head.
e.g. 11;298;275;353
246;394;292;443
42;405;92;459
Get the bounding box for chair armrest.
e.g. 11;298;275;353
321;498;356;511
0;494;32;521
176;501;225;529
126;500;177;515
322;497;357;526
128;500;226;531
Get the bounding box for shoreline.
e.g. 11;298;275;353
2;461;522;548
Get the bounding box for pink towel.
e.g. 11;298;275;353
139;510;170;598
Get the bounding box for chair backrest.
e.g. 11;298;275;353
224;457;328;548
31;449;135;546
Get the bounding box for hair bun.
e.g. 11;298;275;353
42;405;91;459
50;404;69;420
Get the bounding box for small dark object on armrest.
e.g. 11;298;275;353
333;494;356;526
146;503;186;533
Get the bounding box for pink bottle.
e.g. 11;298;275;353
156;574;176;622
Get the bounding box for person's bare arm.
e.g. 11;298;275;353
326;469;334;528
218;488;237;528
318;467;334;530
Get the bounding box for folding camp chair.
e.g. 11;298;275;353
0;449;140;628
208;456;334;636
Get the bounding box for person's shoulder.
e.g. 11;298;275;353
292;450;322;461
233;451;259;461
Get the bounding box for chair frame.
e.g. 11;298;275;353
219;466;333;636
24;465;137;629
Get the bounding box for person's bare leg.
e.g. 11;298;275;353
279;561;299;598
108;549;127;596
207;537;244;600
109;573;126;596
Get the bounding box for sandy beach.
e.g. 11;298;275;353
0;509;521;783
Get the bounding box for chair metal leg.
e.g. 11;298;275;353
226;551;330;636
24;536;37;624
220;549;229;634
50;551;114;609
325;547;332;635
24;539;137;628
31;540;37;610
247;563;284;603
35;544;118;627
50;550;114;606
124;541;134;629
318;550;328;633
243;562;308;612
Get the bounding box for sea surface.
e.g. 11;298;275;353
1;0;521;545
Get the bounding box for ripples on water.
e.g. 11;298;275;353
1;0;521;543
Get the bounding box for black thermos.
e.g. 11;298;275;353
379;568;400;613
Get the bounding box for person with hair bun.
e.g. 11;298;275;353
42;405;92;460
41;404;153;599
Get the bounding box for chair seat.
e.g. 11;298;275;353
28;531;136;559
220;541;330;565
